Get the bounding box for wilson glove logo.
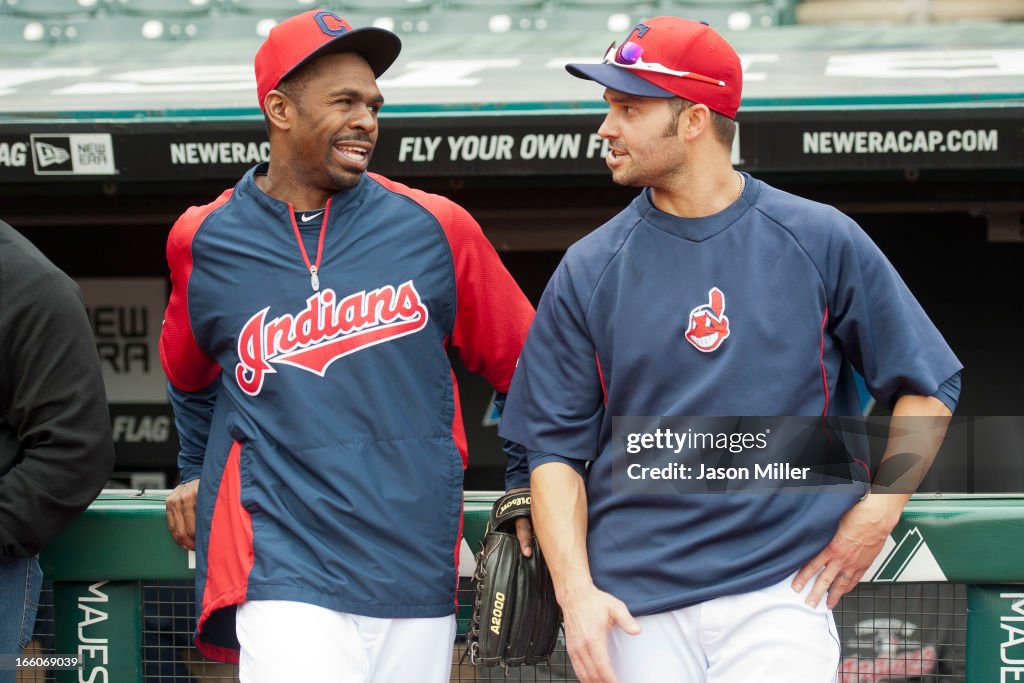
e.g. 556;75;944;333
685;287;730;353
497;495;530;516
235;281;429;395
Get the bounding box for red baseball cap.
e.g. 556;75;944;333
254;10;402;112
566;16;742;119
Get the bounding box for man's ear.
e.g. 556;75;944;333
264;90;293;134
682;103;711;141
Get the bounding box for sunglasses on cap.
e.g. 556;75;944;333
603;41;726;87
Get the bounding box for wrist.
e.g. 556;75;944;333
555;575;597;607
859;492;907;528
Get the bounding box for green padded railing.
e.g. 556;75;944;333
39;492;1024;682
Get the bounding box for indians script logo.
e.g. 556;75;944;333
235;281;428;396
685;287;730;353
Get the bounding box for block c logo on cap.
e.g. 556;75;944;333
314;10;348;36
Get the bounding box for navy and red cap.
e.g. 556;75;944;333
566;16;742;119
254;10;401;112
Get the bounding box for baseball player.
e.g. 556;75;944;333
159;11;534;682
499;17;962;683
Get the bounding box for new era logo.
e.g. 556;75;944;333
30;134;116;175
34;141;71;168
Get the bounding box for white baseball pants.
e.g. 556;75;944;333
236;600;456;683
608;572;840;682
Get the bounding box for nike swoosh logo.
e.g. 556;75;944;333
301;211;324;222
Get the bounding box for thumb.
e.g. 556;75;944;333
611;601;641;635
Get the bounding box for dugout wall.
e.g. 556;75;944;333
1;22;1022;501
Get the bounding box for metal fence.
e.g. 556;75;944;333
17;581;968;682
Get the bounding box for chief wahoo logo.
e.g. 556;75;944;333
685;287;730;353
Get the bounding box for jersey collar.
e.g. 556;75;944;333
635;174;756;242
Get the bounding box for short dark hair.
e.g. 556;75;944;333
666;97;736;150
262;63;316;138
276;65;314;104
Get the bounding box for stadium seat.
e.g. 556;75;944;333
337;0;439;12
226;0;317;17
189;13;269;38
433;7;542;33
383;14;433;33
552;0;656;7
538;7;646;32
1;0;99;19
0;16;62;43
795;0;1022;25
445;0;543;8
661;0;786;29
7;14;152;41
795;0;916;25
119;0;214;18
667;0;781;6
48;15;167;41
930;0;1024;22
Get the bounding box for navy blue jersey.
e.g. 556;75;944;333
499;175;961;616
160;165;533;662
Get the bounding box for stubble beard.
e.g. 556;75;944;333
610;164;641;188
324;152;369;191
611;147;686;190
611;116;687;189
326;167;364;191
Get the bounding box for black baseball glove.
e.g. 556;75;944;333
467;490;561;669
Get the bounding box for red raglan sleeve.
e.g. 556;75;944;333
159;191;231;392
368;174;534;389
438;201;534;391
438;201;535;489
